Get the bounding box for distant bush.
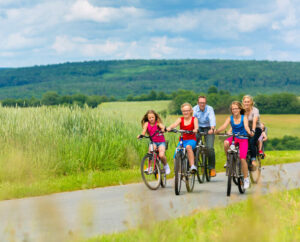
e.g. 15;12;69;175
265;136;300;150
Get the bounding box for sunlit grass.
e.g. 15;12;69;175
90;188;300;242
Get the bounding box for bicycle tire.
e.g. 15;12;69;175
250;154;261;184
233;155;239;186
237;177;245;194
160;161;167;188
174;152;182;195
227;154;233;197
185;157;195;192
204;153;211;182
195;149;204;183
141;154;161;190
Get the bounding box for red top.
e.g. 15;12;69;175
180;117;196;141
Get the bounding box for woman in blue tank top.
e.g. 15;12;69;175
215;101;251;189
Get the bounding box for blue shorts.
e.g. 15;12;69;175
153;142;166;148
173;139;197;158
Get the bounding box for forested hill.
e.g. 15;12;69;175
0;59;299;99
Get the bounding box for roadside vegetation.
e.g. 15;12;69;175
92;188;300;242
0;101;299;200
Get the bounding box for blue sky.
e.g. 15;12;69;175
0;0;299;67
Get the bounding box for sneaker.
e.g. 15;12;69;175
224;163;227;168
190;165;197;173
144;167;153;174
259;150;263;154
210;169;216;177
244;177;250;189
164;164;171;175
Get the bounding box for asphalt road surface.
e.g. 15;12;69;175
0;162;299;242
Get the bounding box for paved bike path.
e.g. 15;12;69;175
0;162;299;241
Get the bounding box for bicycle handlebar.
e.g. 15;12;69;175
168;129;194;134
215;132;249;138
138;130;164;140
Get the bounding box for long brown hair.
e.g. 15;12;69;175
141;110;163;127
230;101;245;115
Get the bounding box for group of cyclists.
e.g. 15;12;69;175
138;94;267;190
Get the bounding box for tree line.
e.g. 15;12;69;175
0;59;299;99
1;87;300;114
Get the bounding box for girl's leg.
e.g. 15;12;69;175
224;140;230;156
241;159;248;178
250;128;262;166
158;145;167;165
186;145;194;166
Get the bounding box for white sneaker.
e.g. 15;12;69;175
190;165;197;173
144;167;153;174
224;163;227;168
244;177;250;189
164;164;171;175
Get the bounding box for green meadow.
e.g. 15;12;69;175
0;101;299;200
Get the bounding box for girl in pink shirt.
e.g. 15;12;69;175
138;110;170;175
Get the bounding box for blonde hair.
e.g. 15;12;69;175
181;103;193;116
242;95;255;107
230;101;245;115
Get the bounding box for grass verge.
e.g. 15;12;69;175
89;188;300;242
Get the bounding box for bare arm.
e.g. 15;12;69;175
166;118;181;131
262;132;268;141
157;122;165;131
252;116;258;131
215;117;230;133
193;118;198;133
243;116;251;135
137;122;148;138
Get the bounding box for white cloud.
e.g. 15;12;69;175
197;46;253;57
52;35;124;56
65;0;145;23
150;36;176;58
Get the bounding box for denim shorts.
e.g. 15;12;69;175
153;142;166;148
173;139;197;158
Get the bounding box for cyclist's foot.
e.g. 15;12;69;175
259;150;263;155
224;163;227;168
190;165;197;173
164;164;171;175
244;177;250;189
210;169;216;177
144;167;153;174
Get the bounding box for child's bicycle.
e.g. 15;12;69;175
217;133;249;196
138;131;167;190
169;129;196;195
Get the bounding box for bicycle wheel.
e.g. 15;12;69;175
204;153;211;182
227;154;233;197
141;154;161;190
174;152;182;195
185;158;195;192
250;154;261;184
160;161;167;188
233;155;239;186
237;177;245;194
195;149;204;183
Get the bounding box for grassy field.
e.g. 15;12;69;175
0;101;299;200
92;188;300;242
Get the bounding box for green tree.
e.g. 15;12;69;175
41;92;60;106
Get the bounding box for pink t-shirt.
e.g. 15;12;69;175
147;122;165;142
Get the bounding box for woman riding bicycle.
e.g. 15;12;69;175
166;103;198;173
138;110;170;175
215;101;252;189
242;95;262;169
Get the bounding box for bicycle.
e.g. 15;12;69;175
194;131;211;183
247;142;262;184
138;131;167;190
217;133;249;196
169;129;195;195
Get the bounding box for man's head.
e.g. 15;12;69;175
197;96;207;111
